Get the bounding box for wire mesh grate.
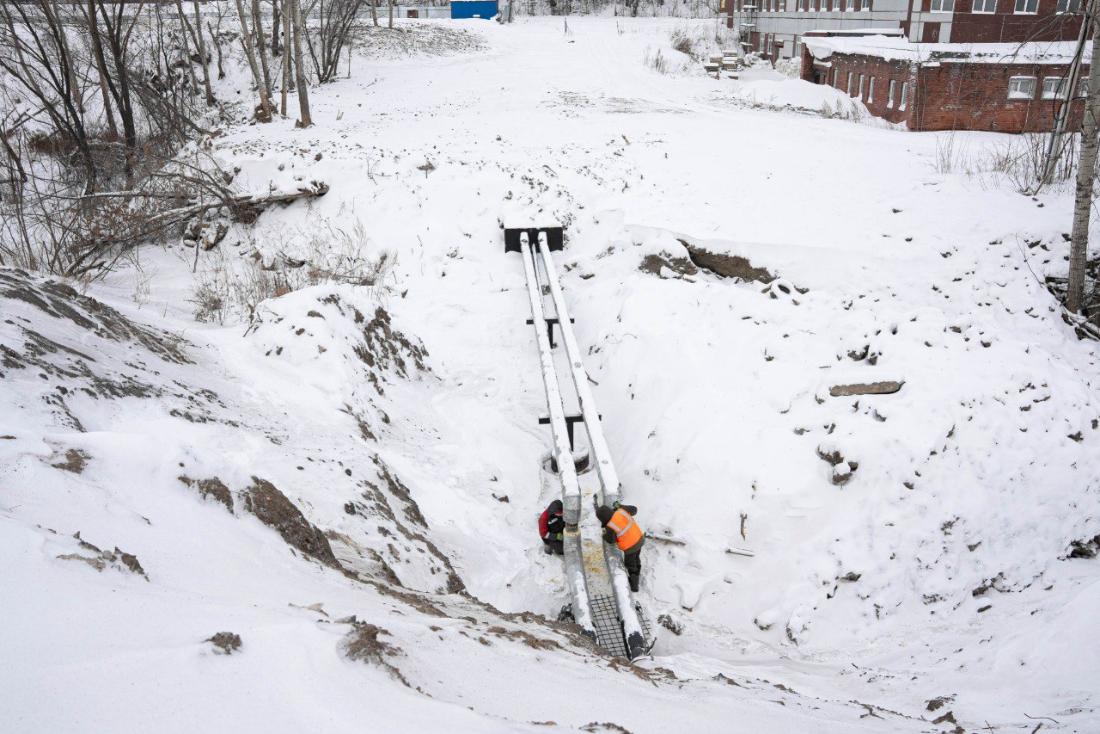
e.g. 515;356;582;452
589;594;629;658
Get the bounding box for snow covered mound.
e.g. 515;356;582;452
0;267;930;733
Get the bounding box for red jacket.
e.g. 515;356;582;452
539;508;564;540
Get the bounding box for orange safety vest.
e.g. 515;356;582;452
606;508;643;552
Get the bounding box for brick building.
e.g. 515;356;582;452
719;0;1084;60
799;36;1088;131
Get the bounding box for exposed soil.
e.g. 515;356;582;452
243;477;340;568
207;631;242;654
677;239;775;283
52;448;90;474
178;475;234;513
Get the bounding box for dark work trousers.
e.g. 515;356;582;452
623;536;644;589
544;538;564;556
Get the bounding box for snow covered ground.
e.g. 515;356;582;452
3;15;1099;734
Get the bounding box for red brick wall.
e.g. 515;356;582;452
950;0;1083;42
801;49;1085;132
914;62;1086;131
802;50;917;125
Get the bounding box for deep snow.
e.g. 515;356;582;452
2;15;1099;734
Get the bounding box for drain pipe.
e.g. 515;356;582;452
534;234;646;658
519;232;594;636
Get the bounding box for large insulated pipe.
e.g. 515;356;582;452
534;233;646;659
519;232;594;634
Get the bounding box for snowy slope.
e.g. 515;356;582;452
3;16;1099;734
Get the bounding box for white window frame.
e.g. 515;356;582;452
1055;0;1081;11
887;79;896;108
930;0;955;12
868;76;876;103
860;0;871;9
1042;76;1069;99
899;81;909;110
1014;0;1038;13
797;0;805;9
831;0;839;10
858;73;865;97
972;0;996;12
847;72;855;95
1007;75;1036;100
833;68;839;86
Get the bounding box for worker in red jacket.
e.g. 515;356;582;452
596;502;644;592
539;499;565;555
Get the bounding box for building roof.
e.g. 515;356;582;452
803;27;905;37
803;36;1090;66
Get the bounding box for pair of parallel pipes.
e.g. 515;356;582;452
516;230;645;658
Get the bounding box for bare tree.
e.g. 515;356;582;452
314;0;365;83
388;0;393;28
291;0;312;126
1067;8;1100;316
252;0;275;97
192;0;216;105
234;0;275;120
281;0;291;116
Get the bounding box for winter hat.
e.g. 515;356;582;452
549;499;563;514
596;505;613;525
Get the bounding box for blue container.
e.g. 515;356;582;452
450;0;498;18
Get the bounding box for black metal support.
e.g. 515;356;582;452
538;412;600;451
526;316;575;348
504;225;564;253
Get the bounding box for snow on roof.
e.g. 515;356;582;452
803;36;1090;66
803;27;905;37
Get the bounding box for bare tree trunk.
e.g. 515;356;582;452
291;0;312;126
272;0;281;55
387;0;392;28
86;0;119;139
174;0;202;96
1068;17;1100;315
48;0;84;115
207;21;226;79
370;0;378;26
233;0;273;120
280;0;290;115
192;0;215;105
252;0;274;97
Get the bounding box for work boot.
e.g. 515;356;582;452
543;545;553;555
629;575;640;593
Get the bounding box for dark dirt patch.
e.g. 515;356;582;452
657;613;683;635
243;477;339;568
52;448;90;473
639;253;697;279
178;475;234;513
581;721;634;733
207;631;242;654
58;533;147;578
829;381;904;398
1066;533;1100;559
342;621;409;685
678;239;774;283
484;625;561;651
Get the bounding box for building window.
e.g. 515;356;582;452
831;0;839;10
972;0;996;11
833;68;840;87
1056;0;1081;12
931;0;955;11
1042;76;1069;99
1014;0;1038;12
797;0;804;9
847;72;855;95
868;77;876;103
899;81;909;110
858;74;865;97
860;0;872;9
887;79;897;108
1007;76;1036;99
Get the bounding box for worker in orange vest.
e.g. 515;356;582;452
596;503;644;592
